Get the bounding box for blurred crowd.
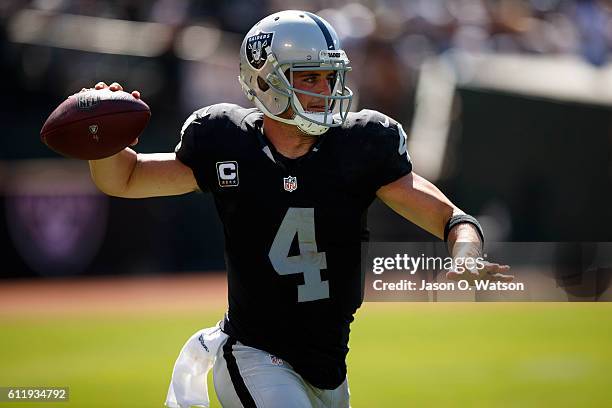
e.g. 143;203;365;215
4;0;612;57
2;0;612;152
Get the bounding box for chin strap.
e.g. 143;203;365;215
293;115;330;135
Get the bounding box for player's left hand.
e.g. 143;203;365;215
446;261;512;285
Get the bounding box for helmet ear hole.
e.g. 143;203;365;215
257;76;270;92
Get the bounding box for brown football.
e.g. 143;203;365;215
41;89;151;160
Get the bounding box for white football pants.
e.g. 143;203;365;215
213;337;350;408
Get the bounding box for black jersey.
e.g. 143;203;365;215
176;103;412;389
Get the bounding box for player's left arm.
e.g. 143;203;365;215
376;172;512;282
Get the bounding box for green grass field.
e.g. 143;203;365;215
1;303;611;407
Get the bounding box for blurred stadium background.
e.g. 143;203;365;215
1;0;612;407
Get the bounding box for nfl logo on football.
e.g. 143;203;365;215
283;176;297;192
77;93;100;110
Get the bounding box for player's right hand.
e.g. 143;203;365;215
80;82;142;146
446;260;513;285
91;81;141;99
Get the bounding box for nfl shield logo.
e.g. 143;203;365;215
77;92;101;110
283;176;297;192
269;355;284;366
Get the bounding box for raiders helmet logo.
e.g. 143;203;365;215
246;32;273;69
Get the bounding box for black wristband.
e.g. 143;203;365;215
444;214;485;244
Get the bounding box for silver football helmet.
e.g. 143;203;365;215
239;10;353;135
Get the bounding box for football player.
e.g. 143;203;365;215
87;10;512;408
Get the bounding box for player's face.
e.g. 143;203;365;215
291;70;336;112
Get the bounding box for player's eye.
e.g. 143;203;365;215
299;76;317;85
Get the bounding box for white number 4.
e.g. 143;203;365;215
269;208;329;302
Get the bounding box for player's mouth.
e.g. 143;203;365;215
307;105;327;112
